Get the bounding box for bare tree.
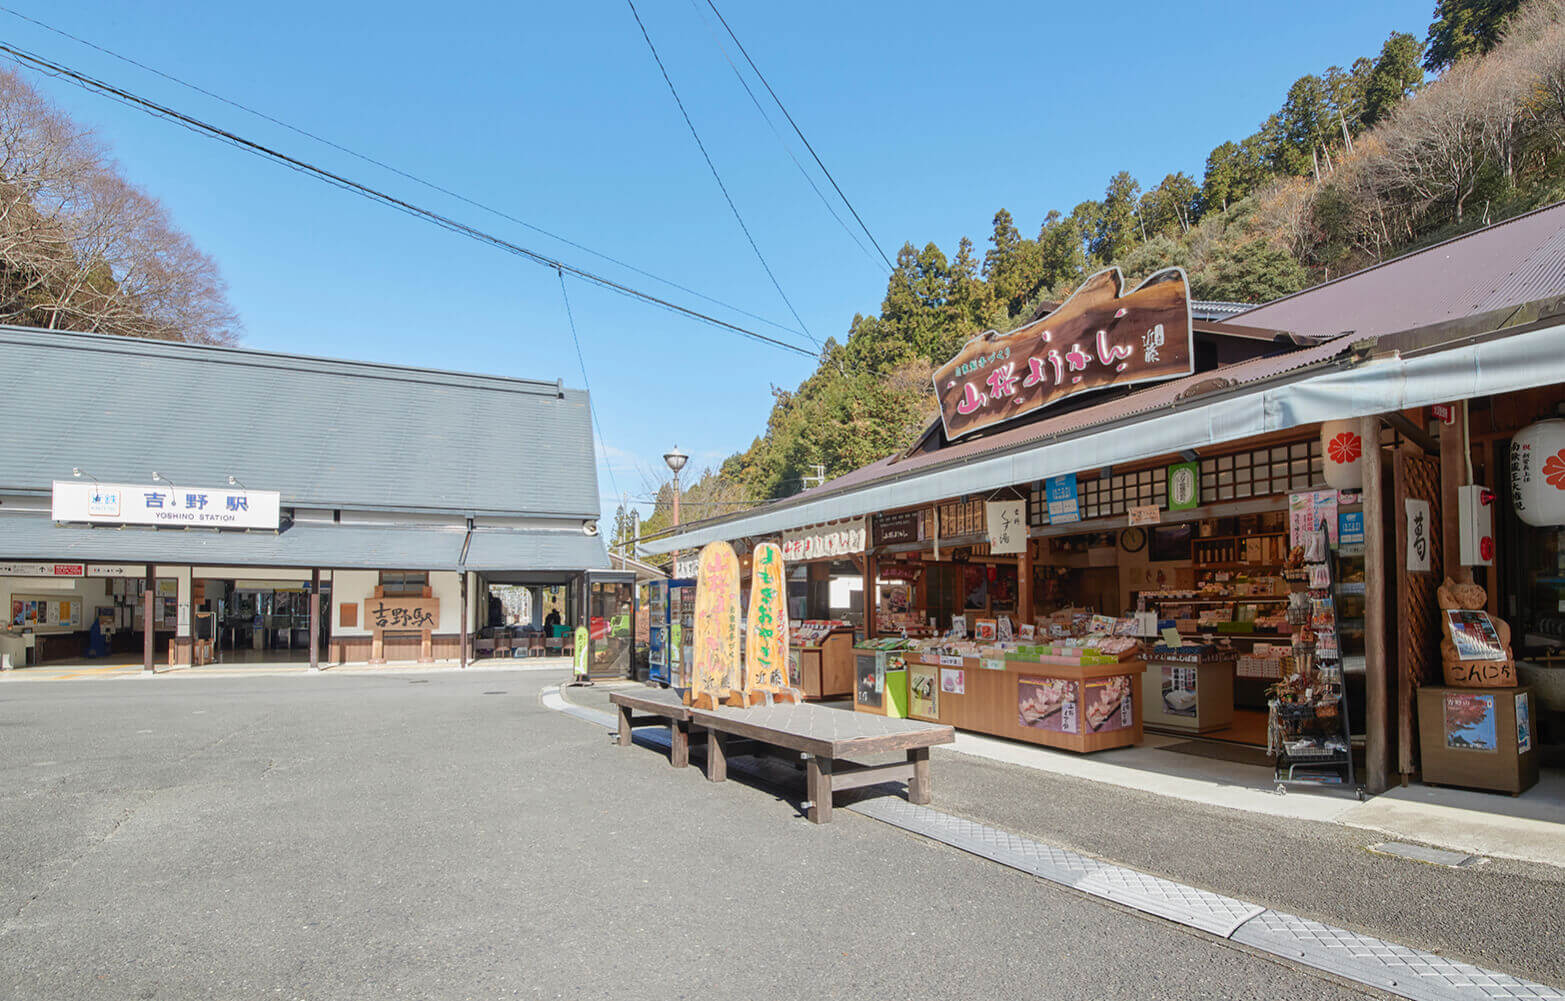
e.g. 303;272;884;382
0;67;239;343
1376;61;1491;224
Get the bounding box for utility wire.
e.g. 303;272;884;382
686;0;883;272
624;0;821;350
0;40;820;359
555;266;620;502
0;5;810;342
703;0;895;272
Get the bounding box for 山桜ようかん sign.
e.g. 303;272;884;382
781;519;866;561
931;267;1193;440
52;480;280;530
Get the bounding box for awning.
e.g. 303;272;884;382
461;528;609;572
0;516;468;570
643;319;1565;554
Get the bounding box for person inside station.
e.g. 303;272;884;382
544;606;563;632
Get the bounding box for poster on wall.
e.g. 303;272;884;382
1444;692;1498;752
909;665;938;718
1338;510;1365;546
1018;676;1079;733
1083;677;1134;732
940;668;966;695
1046;474;1080;524
1289;491;1339;548
1516;693;1532;753
1161;665;1197;717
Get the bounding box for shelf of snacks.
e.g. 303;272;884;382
893;616;1144;753
787;619;855;700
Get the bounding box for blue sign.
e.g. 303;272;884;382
1339;510;1365;546
1045;474;1079;524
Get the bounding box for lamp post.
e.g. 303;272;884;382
663;446;688;575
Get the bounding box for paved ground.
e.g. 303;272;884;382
567;682;1565;988
2;669;1380;1000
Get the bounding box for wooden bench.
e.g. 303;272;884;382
609;687;702;768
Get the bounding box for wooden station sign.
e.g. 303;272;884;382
932;267;1193;440
362;595;439;633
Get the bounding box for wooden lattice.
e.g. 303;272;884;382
1394;453;1442;775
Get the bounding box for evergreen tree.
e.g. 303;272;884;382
1363;32;1425;125
1088;172;1141;264
1424;0;1522;71
1276;75;1337;176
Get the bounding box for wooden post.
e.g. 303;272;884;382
142;565;155;674
1439;400;1466;578
807;754;833;824
671;720;690;768
807;561;829;619
308;568;320;672
705;728;728;782
908;746;932;804
459;572;468;668
616;704;633;746
1018;538;1034;626
863;552;877;637
1362;416;1392;794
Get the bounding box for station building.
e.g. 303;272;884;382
0;327;613;671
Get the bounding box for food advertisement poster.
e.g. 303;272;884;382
909;665;938;718
940;668;966;695
1018;676;1078;734
1516;692;1532;754
1443;692;1498;752
1161;665;1197;717
1084;677;1134;732
1289;490;1339;548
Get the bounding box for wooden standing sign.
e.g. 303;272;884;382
933;266;1193;440
687;541;741;709
740;542;801;705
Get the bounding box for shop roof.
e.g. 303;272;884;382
0;327;601;519
641;296;1565;554
1229;201;1565;338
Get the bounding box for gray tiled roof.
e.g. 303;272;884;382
0;327;600;518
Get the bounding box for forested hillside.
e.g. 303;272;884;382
623;0;1565;554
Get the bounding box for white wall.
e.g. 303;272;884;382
328;570;475;637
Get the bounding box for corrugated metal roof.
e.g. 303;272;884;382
1191;300;1254;320
1232;201;1565;338
0;515;467;569
463;529;609;572
0;327;601;518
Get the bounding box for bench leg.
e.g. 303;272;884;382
807;755;833;824
705;728;727;782
616;705;633;747
907;747;931;805
670;720;689;769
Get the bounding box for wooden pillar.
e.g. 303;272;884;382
1018;538;1034;626
1362;416;1393;794
863;552;877;637
1439;400;1466;579
459;572;468;668
142;564;155;674
807;754;833;824
308;568;320;672
907;746;932;805
807;561;829;619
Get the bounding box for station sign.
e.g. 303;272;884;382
52;481;280;530
932;266;1193;440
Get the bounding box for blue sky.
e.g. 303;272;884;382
9;0;1430;522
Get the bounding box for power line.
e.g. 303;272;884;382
624;0;821;350
555;267;619;502
686;0;882;272
0;5;811;343
0;39;820;359
703;0;895;272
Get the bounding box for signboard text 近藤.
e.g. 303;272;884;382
931;267;1193;440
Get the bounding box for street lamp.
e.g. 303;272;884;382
663;447;688;527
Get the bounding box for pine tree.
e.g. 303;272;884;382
1363;32;1425;125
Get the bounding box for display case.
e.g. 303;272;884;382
1418;686;1538;794
1140;647;1236;733
788;619;853;699
852;638;913;717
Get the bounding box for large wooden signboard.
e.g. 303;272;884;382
362;593;440;665
741;542;800;705
932;266;1193;440
688;541;741;709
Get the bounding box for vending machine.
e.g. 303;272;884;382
647;580;670;685
665;577;696;690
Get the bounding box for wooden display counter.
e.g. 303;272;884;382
788;622;854;700
1140;658;1236;733
899;654;1143;753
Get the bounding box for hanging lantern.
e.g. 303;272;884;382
1511;419;1565;526
1320;420;1364;490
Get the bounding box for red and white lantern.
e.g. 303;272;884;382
1320;420;1365;490
1511;419;1565;527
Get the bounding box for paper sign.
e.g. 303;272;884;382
1128;504;1161;526
1046;474;1080;524
1160;627;1183;648
981;657;1005;672
1405;499;1431;572
985;500;1027;554
1338;510;1364;546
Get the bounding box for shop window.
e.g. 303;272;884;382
380;571;428;596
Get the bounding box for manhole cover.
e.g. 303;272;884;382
1368;842;1481;868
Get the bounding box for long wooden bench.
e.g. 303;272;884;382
610;688;955;824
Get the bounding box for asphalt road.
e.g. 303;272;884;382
1;670;1376;1001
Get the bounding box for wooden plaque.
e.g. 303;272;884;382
743;542;797;701
688;541;741;708
362;595;439;633
933;267;1192;440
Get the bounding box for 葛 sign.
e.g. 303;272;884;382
1405;498;1431;572
52;481;280;530
931;267;1193;440
985;500;1026;554
781;519;866;561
